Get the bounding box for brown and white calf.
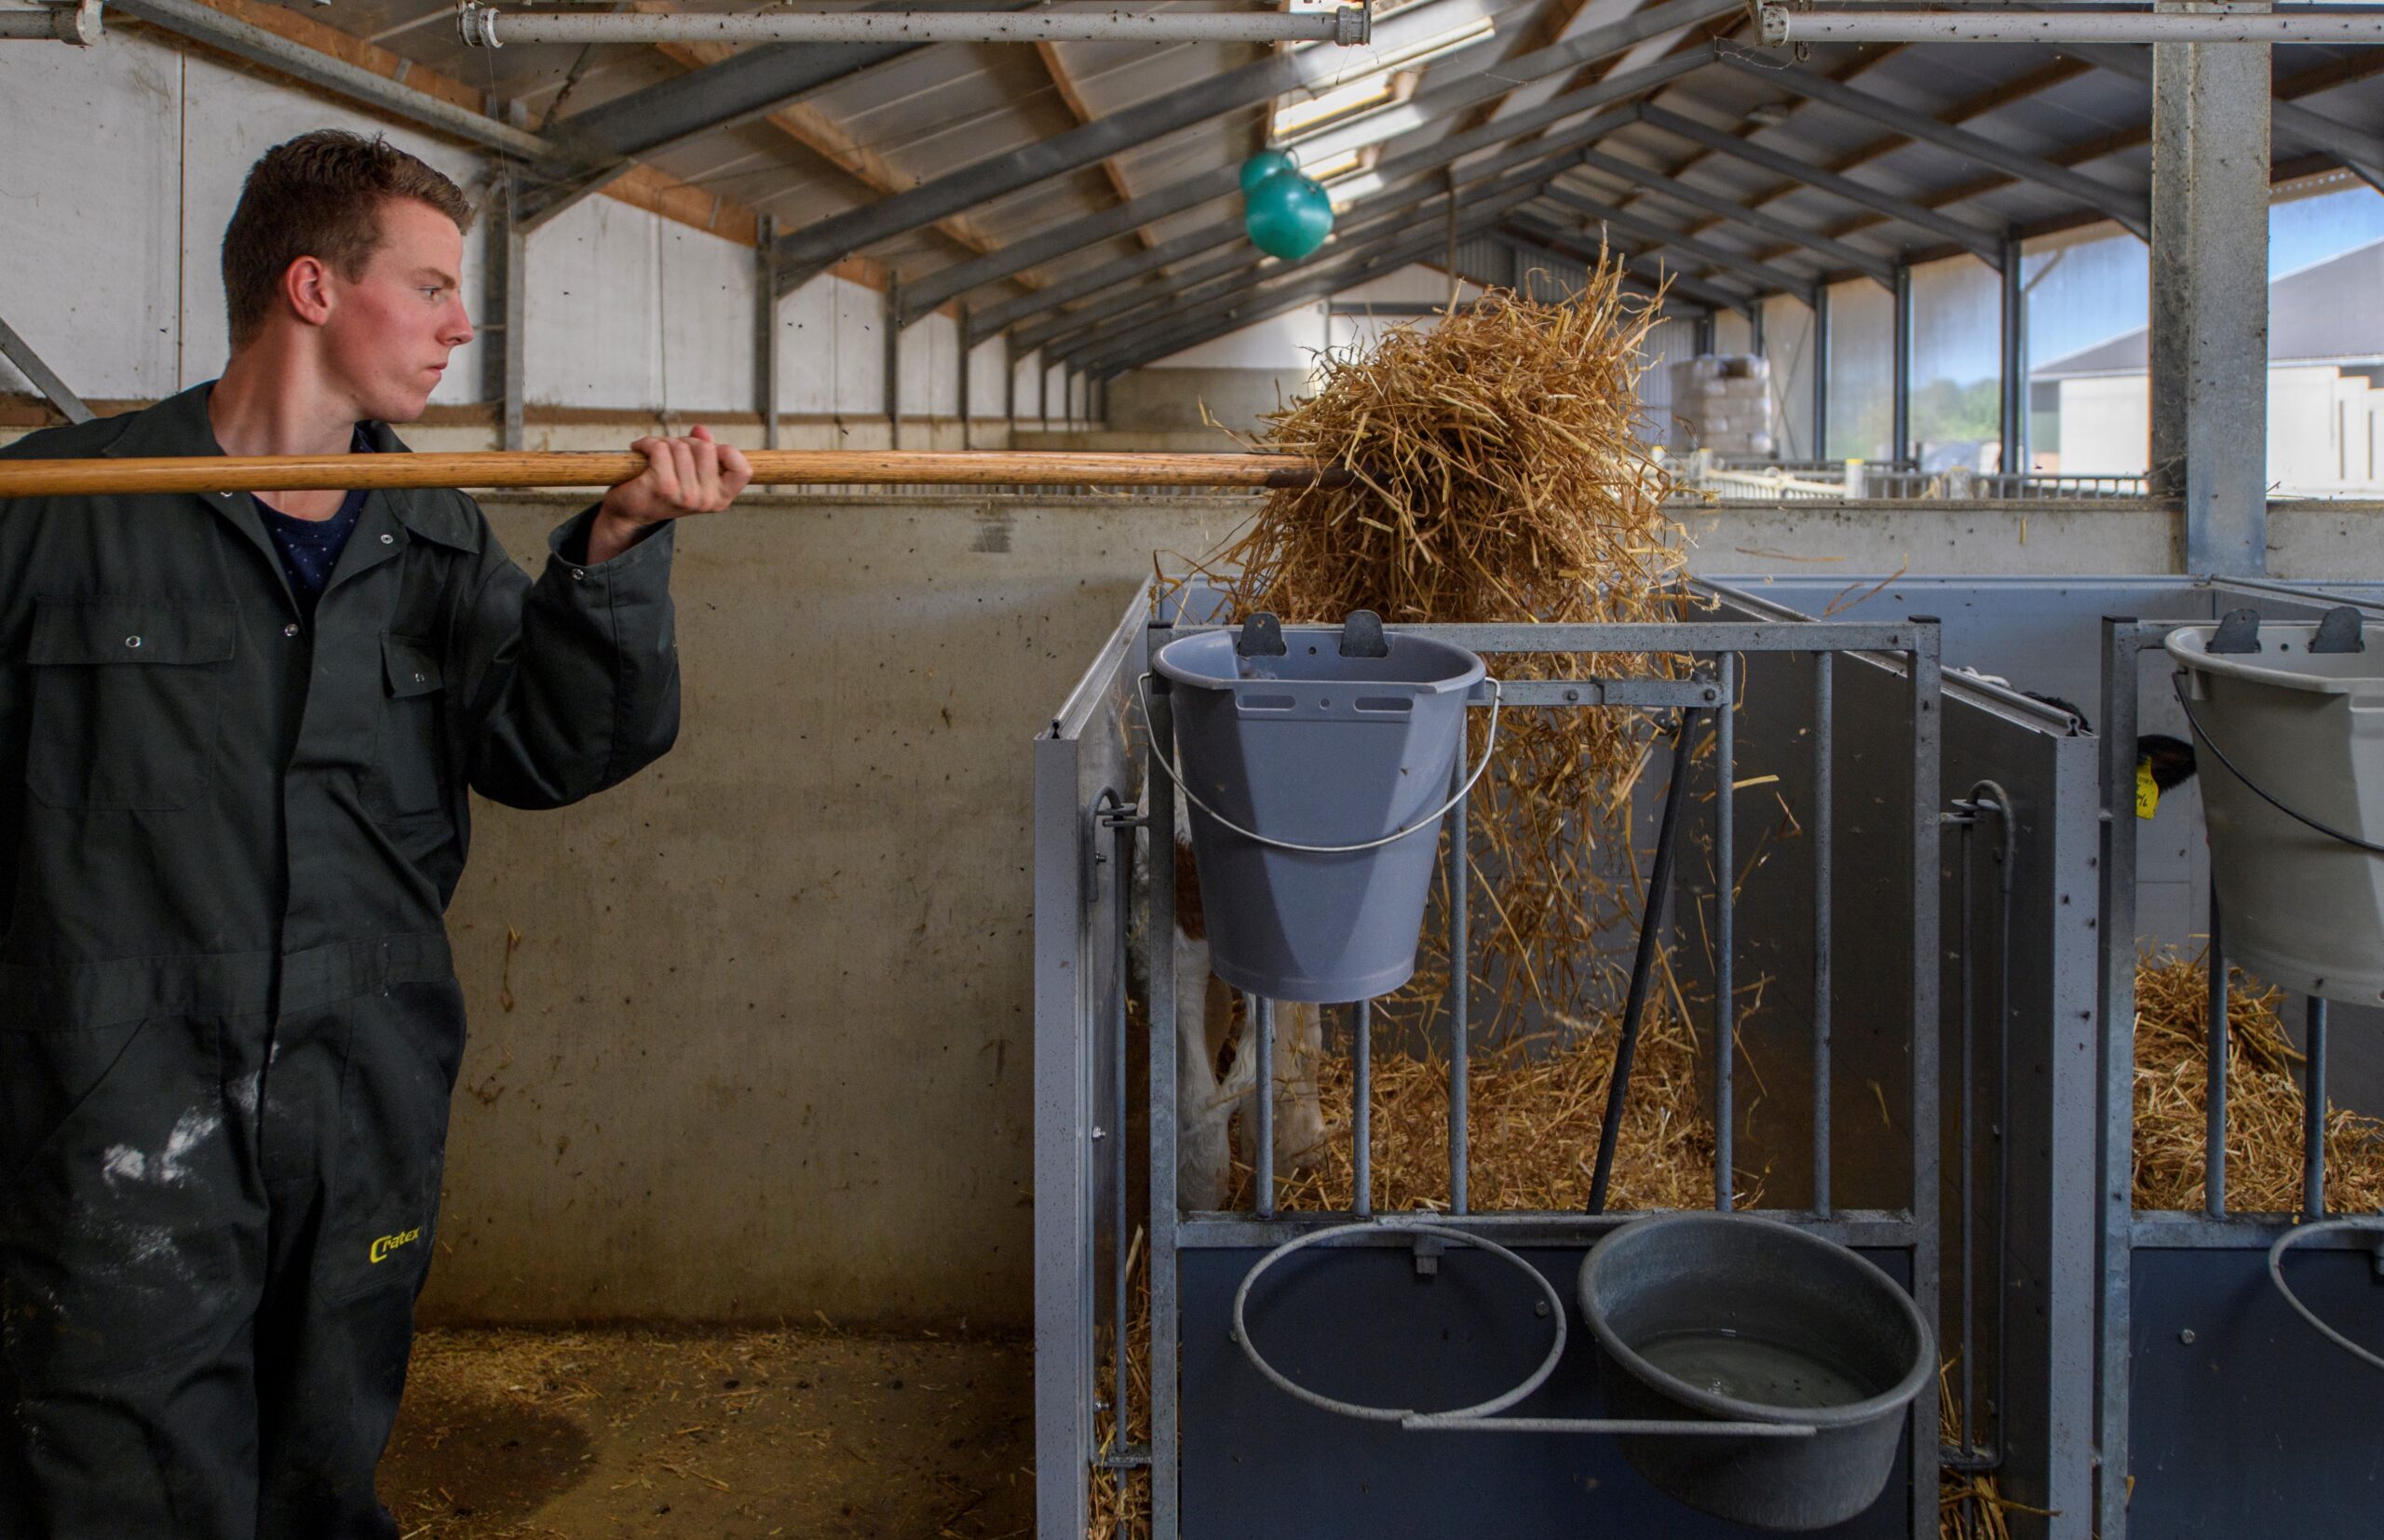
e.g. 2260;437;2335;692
1146;793;1330;1210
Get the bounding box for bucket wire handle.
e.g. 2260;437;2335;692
1230;1216;1567;1423
1137;672;1502;855
2169;675;2384;857
2268;1219;2384;1374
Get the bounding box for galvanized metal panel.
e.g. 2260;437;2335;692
1179;1244;1918;1537
2125;1248;2384;1534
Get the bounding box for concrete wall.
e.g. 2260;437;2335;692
0;30;486;406
427;493;1253;1329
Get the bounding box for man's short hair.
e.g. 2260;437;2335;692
222;129;475;351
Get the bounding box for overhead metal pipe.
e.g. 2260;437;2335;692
105;0;550;157
1762;5;2384;45
0;0;100;42
459;2;1367;49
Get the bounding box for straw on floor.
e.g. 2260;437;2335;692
2133;951;2384;1213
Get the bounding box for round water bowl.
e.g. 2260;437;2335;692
1578;1212;1933;1532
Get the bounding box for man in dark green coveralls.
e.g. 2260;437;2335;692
0;131;751;1536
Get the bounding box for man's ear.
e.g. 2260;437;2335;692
281;255;334;329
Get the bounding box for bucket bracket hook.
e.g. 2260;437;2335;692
1236;612;1288;657
2311;606;2366;655
2208;608;2264;655
1339;609;1390;658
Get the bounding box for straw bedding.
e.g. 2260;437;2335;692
1191;274;1689;1039
2132;951;2384;1213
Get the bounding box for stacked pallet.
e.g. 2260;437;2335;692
1668;354;1776;458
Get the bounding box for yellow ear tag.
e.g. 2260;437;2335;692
2135;758;2160;819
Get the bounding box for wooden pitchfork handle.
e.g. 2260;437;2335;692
0;449;1351;498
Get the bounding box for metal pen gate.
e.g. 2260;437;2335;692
1688;573;2384;1540
1036;579;2100;1539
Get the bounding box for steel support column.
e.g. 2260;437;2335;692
1999;232;2025;476
885;282;902;451
2149;15;2271;575
756;215;781;451
484;188;528;453
1891;263;1913;465
1813;284;1832;459
958;308;973;452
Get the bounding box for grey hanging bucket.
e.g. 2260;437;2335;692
2168;607;2384;1005
1152;612;1487;1003
1578;1213;1933;1532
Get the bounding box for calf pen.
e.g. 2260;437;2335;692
1700;574;2384;1540
1035;579;2106;1538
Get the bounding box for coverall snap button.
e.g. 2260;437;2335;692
413;672;426;683
571;568;586;581
380;533;394;545
124;635;142;649
283;623;300;638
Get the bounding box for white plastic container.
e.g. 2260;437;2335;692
2167;617;2384;1004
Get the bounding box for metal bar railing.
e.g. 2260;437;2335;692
1145;668;1183;1536
1813;653;1835;1218
1255;995;1276;1220
1905;619;1945;1540
1353;1001;1373;1219
1448;752;1471;1216
1943;783;2014;1475
2304;999;2329;1222
1714;652;1737;1212
1109;804;1135;1466
2206;875;2228;1218
2093;615;2146;1540
1589;705;1702;1216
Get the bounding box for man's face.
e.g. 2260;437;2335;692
318;196;473;424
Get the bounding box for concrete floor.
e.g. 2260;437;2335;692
382;1327;1034;1539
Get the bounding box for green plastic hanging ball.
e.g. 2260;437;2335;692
1244;171;1334;262
1239;149;1299;196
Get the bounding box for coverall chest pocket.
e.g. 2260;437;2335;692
24;598;236;811
378;634;447;817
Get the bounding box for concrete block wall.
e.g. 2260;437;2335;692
0;27;1075;448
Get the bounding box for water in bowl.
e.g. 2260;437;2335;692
1634;1328;1871;1410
